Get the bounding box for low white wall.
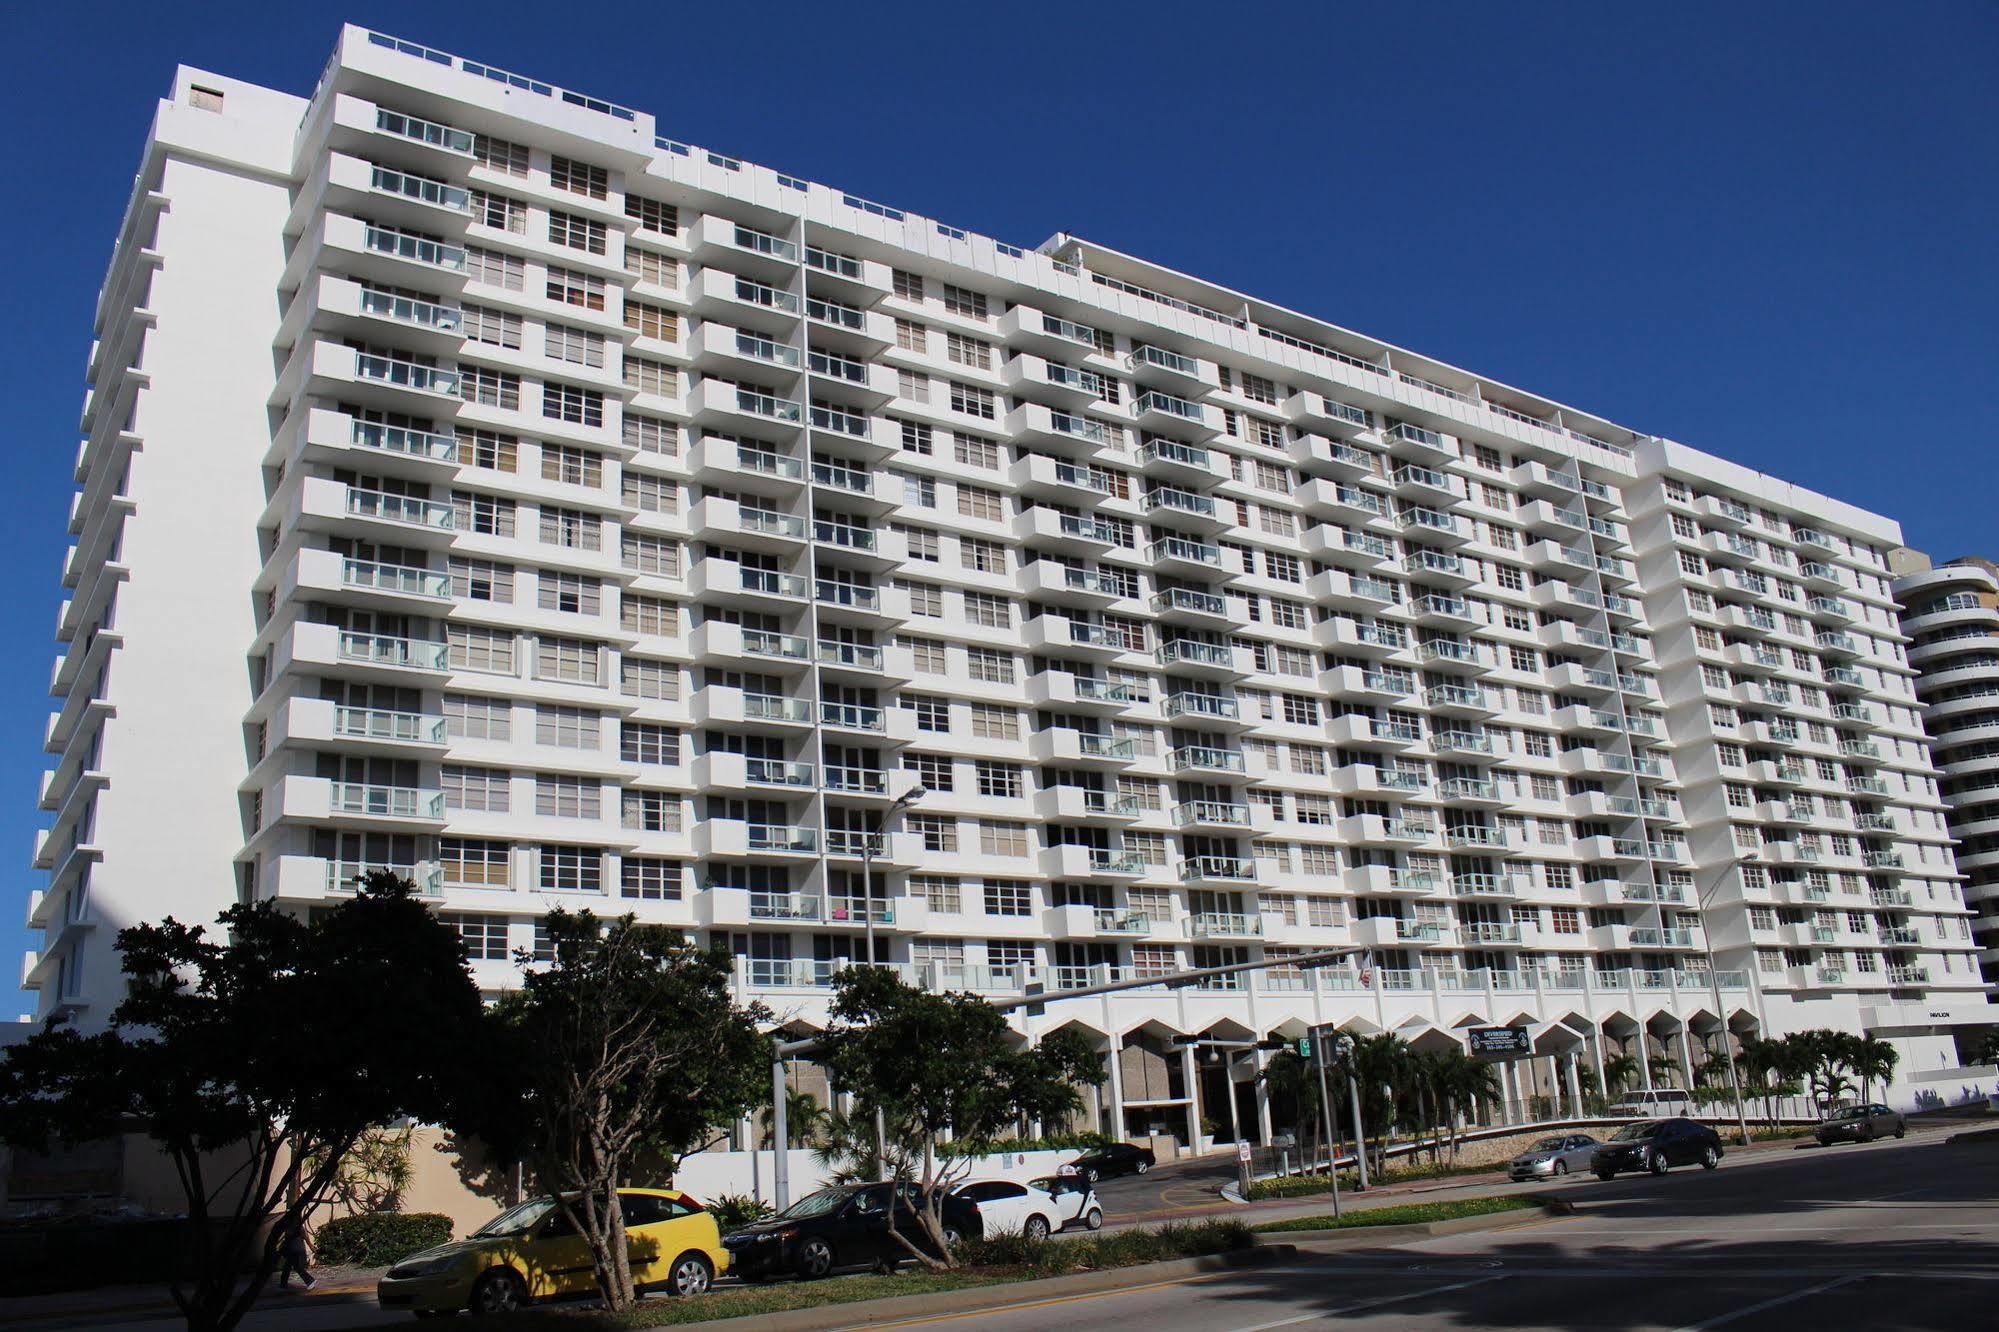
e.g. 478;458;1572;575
670;1146;1083;1207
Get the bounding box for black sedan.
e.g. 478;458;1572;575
1591;1117;1723;1179
1062;1142;1155;1184
721;1182;982;1280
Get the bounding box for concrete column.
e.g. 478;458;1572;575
1638;1035;1655;1089
1678;1025;1697;1091
1254;1046;1274;1146
1590;1027;1609;1105
1105;1037;1126;1142
1566;1053;1584;1119
1180;1043;1202;1155
1499;1061;1517;1124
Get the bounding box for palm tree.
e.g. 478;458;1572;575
1258;1050;1323;1171
1601;1052;1640;1099
1850;1037;1899;1104
1437;1051;1500;1156
1647;1053;1681;1089
762;1085;830;1150
1350;1033;1411;1178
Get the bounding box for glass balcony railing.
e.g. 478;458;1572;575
1152;588;1226;616
1133;344;1201;376
358;288;462;332
743;693;811;723
750;892;821;921
738;569;808;598
329;781;443;819
1169;745;1245;773
349;418;457;460
374;108;475;153
824;765;888;794
369;165;469;212
1151;537;1220;565
736;332;801;367
815;580;878;609
745;758;815;787
337;631;448;670
1164;691;1238;720
333;706;446;744
733;224;797;261
341;557;450;598
817;641;884;671
354;352;458;395
819;702;885;731
1174;801;1250;826
804;245;862;278
733;278;800;313
747;823;816;852
347;486;454;529
363;225;466;271
1157;640;1234;667
741;630;809;660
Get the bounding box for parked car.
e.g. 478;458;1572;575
1608;1088;1696;1117
1591;1117;1723;1179
1061;1142;1155;1183
1815;1103;1907;1145
953;1180;1057;1239
1027;1174;1106;1231
720;1182;982;1281
376;1188;724;1316
1508;1133;1603;1181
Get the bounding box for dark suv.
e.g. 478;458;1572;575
1063;1142;1155;1184
720;1183;982;1280
1591;1117;1723;1179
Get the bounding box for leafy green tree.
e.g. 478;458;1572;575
0;873;484;1332
1347;1033;1410;1178
1258;1049;1323;1169
1850;1037;1899;1104
1783;1029;1863;1110
815;968;1104;1267
467;912;773;1311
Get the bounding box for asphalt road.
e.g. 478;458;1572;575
857;1132;1999;1331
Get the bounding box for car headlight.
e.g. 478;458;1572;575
387;1252;463;1280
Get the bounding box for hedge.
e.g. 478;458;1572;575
313;1212;453;1267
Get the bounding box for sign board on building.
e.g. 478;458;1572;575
1466;1025;1533;1059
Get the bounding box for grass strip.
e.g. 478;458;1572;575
1251;1195;1539;1234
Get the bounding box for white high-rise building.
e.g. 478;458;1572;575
25;26;1991;1139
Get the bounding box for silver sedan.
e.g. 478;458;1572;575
1508;1133;1604;1181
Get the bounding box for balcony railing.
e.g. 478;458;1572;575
329;782;444;819
332;706;446;744
338;631;448;670
341;557;450;597
375;107;475;153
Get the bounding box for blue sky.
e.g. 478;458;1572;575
2;1;1993;1010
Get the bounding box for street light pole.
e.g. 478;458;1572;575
1311;1032;1341;1218
1698;857;1755;1148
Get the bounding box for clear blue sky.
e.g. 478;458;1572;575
3;1;1993;1011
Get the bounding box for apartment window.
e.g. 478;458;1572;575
539;506;602;550
961;537;1005;574
534;704;600;749
956;484;1004;522
621;722;681;765
546;265;607;311
622;532;681;576
625;300;678;342
900;526;940;561
893;268;925;300
456;428;518;472
954;434;1001;470
949;382;996;419
907;695;949;732
625;247;678;289
1550;907;1581;934
897;418;933;453
460;366;521;410
535;636;602;684
549;155;608;199
624;414;677;456
898;472;936;507
907;753;954;790
543;382;605;427
910;814;958;852
541;443;602;487
540;845;603;893
548;209;608;255
915;875;961;912
622;857;682;899
976;762;1024;799
983;880;1030;915
474;134;530;176
894;319;928;354
621;595;678;637
1283;694;1319;725
941;283;988;319
440;838;510;888
623;471;678;513
979;822;1028;857
545;323;607;369
970;703;1019;740
620;657;678;699
624;356;677;398
963;592;1010;628
449;624;515;674
445;694;511;741
624;194;678;235
1240;371;1279;405
535;773;600;819
442;913;511;961
902;581;943;617
469;189;526;233
945;332;993;369
443;765;511;812
466;246;525;290
448;555;513;603
463;304;523;348
622;790;680;832
904;636;948;674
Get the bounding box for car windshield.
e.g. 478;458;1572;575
779;1187;857;1220
1531;1137;1568;1151
1610;1121;1661;1142
1828;1107;1867;1121
473;1198;555;1237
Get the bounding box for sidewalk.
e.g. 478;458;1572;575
0;1266;383;1329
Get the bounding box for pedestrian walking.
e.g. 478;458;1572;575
279;1216;317;1291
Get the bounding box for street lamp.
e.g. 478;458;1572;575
861;786;924;1180
1697;857;1755;1148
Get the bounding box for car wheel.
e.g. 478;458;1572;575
1648;1151;1669;1175
468;1270;527;1315
1595;1169;1616;1181
1553;1160;1568;1176
665;1252;714;1298
1024;1215;1050;1241
1085;1208;1104;1231
1701;1146;1720;1171
1861;1125;1876;1143
1083;1168;1100;1184
1895;1123;1907;1139
942;1226;964;1247
1134;1160;1150;1175
798;1238;836;1279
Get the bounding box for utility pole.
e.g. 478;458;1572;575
1347;1059;1371;1191
1311;1029;1341;1218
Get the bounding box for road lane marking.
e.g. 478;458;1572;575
1668;1275;1863;1331
846;1269;1244;1328
1221;1275;1510;1331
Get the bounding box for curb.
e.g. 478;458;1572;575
0;1286;378;1331
1945;1126;1999;1145
1250;1197;1573;1248
683;1245;1299;1332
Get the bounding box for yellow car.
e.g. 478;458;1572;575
375;1187;728;1316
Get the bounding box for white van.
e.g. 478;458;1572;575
1608;1089;1695;1117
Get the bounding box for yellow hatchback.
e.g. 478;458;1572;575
375;1187;728;1317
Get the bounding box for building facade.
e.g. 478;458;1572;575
25;26;1992;1142
1894;556;1999;989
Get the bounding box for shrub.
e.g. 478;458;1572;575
312;1212;453;1267
939;1130;1110;1158
956;1217;1252;1276
706;1193;773;1231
